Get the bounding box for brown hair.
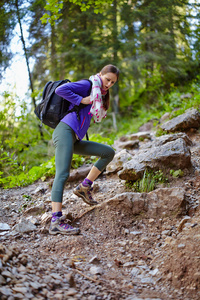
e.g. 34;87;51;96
100;64;119;111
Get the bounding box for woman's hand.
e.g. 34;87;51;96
81;96;92;105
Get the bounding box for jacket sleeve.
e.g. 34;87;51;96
55;80;90;106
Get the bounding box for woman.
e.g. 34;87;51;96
49;64;119;235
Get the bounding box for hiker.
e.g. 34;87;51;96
49;64;119;235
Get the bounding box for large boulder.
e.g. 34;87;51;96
106;149;133;174
118;137;191;181
107;187;186;218
161;108;200;132
113;132;152;151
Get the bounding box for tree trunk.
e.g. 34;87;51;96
15;0;36;109
112;0;120;114
15;0;44;138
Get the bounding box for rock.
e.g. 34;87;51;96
164;237;175;245
161;108;200;132
131;267;141;277
194;272;200;280
139;119;158;132
41;212;52;225
89;266;103;275
0;274;6;285
177;243;186;249
26;216;40;225
0;223;10;231
160;112;170;123
119;132;152;142
106;149;133;174
180;93;192;99
130;231;143;236
68;164;92;182
23;204;45;216
12;286;29;294
89;256;100;264
50;273;63;280
147;187;186;217
64;288;77;296
118;137;191;181
149;268;159;276
140;277;154;284
116;140;139;150
106;192;147;215
31;185;47;195
13;218;37;233
107;187;186;218
123;262;135;267
1;270;14;279
30;281;42;289
65;273;76;287
0;286;12;296
150;132;193;147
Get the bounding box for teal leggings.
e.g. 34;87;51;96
51;122;115;203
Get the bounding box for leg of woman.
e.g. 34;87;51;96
73;140;115;205
49;122;80;235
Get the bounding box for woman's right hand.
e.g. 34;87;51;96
81;96;92;105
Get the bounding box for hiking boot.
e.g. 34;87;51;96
49;215;80;235
73;183;99;206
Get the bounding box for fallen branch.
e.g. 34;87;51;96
73;268;100;283
72;204;101;222
72;197;123;222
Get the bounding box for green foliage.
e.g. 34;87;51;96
0;151;25;177
155;126;168;137
89;133;114;146
170;169;184;178
126;169;168;193
0;157;55;189
0;133;109;188
41;0;113;24
18;194;35;212
0;91;52;175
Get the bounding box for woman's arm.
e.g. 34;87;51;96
55;80;91;106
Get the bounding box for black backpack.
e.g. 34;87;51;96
34;79;92;130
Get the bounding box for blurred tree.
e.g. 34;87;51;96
41;0;114;24
119;0;195;106
0;0;16;81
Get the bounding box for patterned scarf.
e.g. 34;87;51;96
88;74;107;123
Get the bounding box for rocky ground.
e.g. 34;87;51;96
0;129;200;300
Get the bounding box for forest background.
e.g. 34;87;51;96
0;0;200;189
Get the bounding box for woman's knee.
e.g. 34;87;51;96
55;171;70;184
105;146;115;162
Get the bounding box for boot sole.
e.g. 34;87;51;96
49;229;80;235
73;190;98;206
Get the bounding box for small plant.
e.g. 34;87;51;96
155;126;167;137
126;169;168;193
23;194;32;201
170;169;184;178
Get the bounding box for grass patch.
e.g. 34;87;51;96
126;169;168;193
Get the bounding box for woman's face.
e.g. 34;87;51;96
99;72;118;91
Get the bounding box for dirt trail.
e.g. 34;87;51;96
0;132;200;299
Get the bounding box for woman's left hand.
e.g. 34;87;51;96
81;96;92;105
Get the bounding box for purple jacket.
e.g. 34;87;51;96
55;79;92;140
